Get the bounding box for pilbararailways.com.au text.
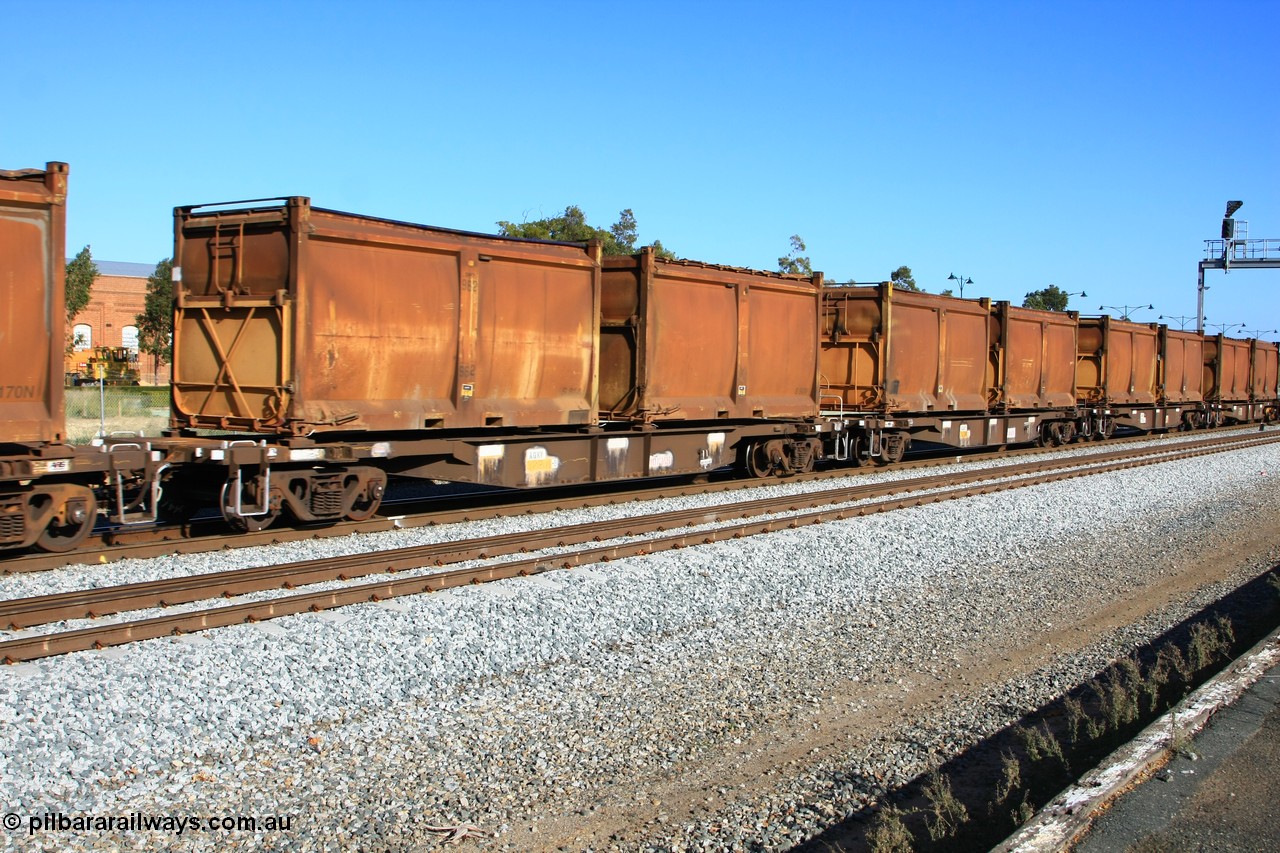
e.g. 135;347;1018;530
6;811;292;837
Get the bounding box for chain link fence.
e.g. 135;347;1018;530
65;386;171;444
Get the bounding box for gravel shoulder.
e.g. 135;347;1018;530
1;438;1278;852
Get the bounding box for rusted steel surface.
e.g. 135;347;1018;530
1076;317;1159;406
1250;339;1278;401
820;284;991;413
1159;328;1205;405
1202;334;1253;403
171;198;602;434
988;302;1078;410
0;163;68;445
599;250;821;422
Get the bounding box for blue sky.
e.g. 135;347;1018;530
5;0;1278;337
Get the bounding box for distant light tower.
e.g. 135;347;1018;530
947;272;973;298
1099;303;1154;321
1159;314;1200;331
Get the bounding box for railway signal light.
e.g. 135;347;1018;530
1222;200;1243;240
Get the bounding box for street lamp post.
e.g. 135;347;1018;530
1158;314;1200;330
1204;322;1245;336
1241;328;1277;340
947;272;973;298
1099;303;1154;321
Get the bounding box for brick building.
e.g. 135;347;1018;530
67;260;171;385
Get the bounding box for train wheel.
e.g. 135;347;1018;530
345;477;386;522
846;435;868;467
220;482;279;532
743;441;779;478
34;489;98;553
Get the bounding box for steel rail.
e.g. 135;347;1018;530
2;432;1270;629
2;428;1236;574
2;432;1275;663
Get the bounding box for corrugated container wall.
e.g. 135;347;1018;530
1076;317;1159;406
172;198;601;434
1159;328;1204;405
1202;335;1252;404
599;249;822;421
820;285;991;414
0;162;68;444
987;302;1078;410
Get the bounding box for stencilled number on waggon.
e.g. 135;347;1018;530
3;386;38;399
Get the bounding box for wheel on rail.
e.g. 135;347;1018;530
743;441;777;478
34;488;98;553
220;481;280;533
344;475;386;522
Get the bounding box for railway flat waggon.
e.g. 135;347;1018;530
819;284;1068;462
164;197;829;527
1201;334;1277;425
3;161;1279;555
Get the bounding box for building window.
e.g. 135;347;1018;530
73;323;92;350
121;325;139;350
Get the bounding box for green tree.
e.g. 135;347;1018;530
778;235;812;275
498;206;673;258
137;258;174;365
65;246;98;349
1022;285;1071;311
890;265;921;292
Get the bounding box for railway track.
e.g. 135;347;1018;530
1;427;1257;575
2;429;1275;664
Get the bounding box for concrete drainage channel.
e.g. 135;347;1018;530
790;566;1280;853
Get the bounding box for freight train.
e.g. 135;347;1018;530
2;162;1278;553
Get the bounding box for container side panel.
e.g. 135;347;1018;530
0;164;66;445
745;283;820;417
1106;331;1133;401
473;259;596;424
1132;331;1159;404
645;277;737;416
299;238;458;429
886;301;941;411
1254;343;1279;400
1162;332;1203;404
941;309;990;411
1219;340;1251;402
0;212;55;442
1043;322;1078;408
1002;316;1042;408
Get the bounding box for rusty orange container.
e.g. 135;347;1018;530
0;162;68;444
1159;328;1204;405
599;249;821;421
820;284;991;413
987;302;1077;410
171;198;602;435
1202;335;1252;404
1250;339;1278;401
1076;317;1159;406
